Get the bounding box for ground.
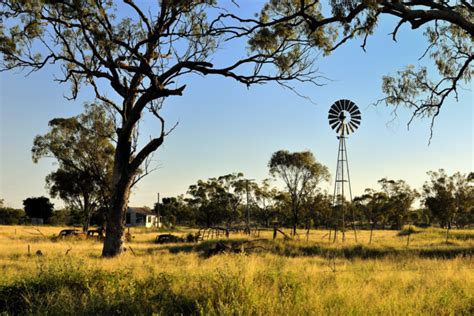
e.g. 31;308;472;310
0;225;472;315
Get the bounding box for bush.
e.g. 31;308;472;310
0;208;25;224
49;209;71;225
397;225;422;236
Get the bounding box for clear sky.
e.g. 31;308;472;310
0;1;472;209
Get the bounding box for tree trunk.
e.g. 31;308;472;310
102;133;134;257
369;221;374;244
306;220;310;241
102;177;132;256
82;194;90;233
293;208;298;236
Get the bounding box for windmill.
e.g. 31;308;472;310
328;99;361;242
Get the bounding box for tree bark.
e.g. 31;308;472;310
292;207;298;236
102;132;134;257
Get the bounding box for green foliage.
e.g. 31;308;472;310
423;169;474;229
49;209;72;226
186;173;250;227
0;207;25;224
32;104;114;231
352;179;418;230
23;196;54;221
155;195;193;227
397;225;422;236
378;178;418;229
269;150;330;233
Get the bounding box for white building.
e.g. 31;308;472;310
125;207;161;228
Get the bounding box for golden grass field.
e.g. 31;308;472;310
0;225;473;315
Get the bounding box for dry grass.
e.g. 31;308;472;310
0;225;473;315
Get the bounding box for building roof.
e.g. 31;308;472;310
127;207;155;216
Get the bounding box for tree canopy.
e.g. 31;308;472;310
23;196;54;221
269;150;330;235
32;105;115;231
255;1;473;132
423;169;473;229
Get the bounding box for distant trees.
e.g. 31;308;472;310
268;150;330;235
0;207;25;225
154;196;191;227
151;168;473;232
378;178;418;230
423;170;474;230
352;179;417;232
253;179;280;228
186;173;250;228
32;105;114;232
23;197;54;223
353;189;390;243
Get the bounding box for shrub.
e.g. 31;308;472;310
0;208;25;224
397;225;422;236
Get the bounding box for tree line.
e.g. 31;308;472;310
155;168;473;234
4;145;471;235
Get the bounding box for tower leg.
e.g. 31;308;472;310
332;134;357;243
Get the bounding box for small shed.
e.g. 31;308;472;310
125;207;160;228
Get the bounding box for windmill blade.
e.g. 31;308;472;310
331;121;340;130
351;115;361;121
330;104;340;113
329;117;339;125
351;108;361;116
348;123;355;134
328;116;339;123
351;120;361;128
349;119;359;128
346;101;356;113
343;124;349;135
328;111;339;119
344;99;352;111
329;108;339;117
329;120;339;128
349;121;359;131
334;101;343;112
336;123;344;134
339;99;346;111
351;118;361;124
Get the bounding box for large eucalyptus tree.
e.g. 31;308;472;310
0;0;334;256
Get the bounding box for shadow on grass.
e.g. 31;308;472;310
162;238;474;260
0;267;200;315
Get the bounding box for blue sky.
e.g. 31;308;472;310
0;2;472;209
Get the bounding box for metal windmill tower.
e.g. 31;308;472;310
328;99;361;242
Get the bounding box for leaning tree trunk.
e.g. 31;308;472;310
102;134;134;257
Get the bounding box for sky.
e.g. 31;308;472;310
0;1;472;209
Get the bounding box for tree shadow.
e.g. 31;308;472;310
159;238;474;260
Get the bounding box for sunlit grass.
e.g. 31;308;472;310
0;225;473;314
